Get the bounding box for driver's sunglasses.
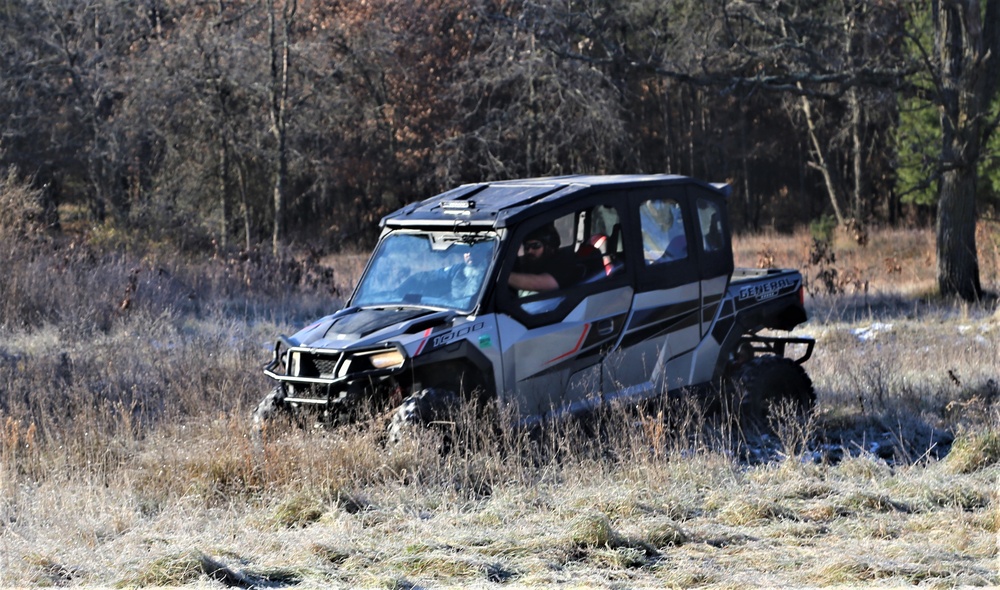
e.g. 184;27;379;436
525;241;545;252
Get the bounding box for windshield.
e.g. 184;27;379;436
352;231;497;311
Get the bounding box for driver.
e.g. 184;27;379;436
508;223;585;293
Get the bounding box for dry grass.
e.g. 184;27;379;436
0;208;998;587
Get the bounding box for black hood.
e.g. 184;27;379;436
324;307;433;339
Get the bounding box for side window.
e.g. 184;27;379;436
577;204;625;280
639;198;687;264
506;203;626;315
697;198;724;252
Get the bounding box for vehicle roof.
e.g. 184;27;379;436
381;174;730;229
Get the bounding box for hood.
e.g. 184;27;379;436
289;307;456;349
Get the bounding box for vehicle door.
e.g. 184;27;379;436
601;185;705;400
494;195;633;421
686;186;735;384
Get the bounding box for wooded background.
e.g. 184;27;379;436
1;0;998;298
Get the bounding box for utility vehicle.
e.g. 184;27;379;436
255;175;815;436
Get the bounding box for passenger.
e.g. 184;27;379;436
508;224;585;293
450;241;491;300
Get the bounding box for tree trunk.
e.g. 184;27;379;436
932;0;998;301
268;0;295;256
235;159;252;251
936;166;981;299
273;146;286;255
526;30;536;176
218;137;230;250
800;92;847;227
740;103;751;229
848;87;863;223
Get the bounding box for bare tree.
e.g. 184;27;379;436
925;0;1000;300
3;0;990;270
530;0;905;227
436;2;632;184
0;0;158;223
110;0;274;251
268;0;297;255
705;0;999;299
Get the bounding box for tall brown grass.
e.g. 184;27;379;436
0;180;997;587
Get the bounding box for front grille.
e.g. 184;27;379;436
313;357;338;377
293;353;341;378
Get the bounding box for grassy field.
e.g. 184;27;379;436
0;212;997;588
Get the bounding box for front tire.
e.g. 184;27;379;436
387;387;459;446
253;386;286;427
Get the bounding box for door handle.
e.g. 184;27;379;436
596;319;615;336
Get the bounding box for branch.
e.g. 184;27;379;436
546;44;913;99
981;0;1000;108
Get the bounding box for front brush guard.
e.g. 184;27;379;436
262;337;407;406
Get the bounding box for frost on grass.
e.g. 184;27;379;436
943;428;1000;474
117;550;302;588
0;228;997;588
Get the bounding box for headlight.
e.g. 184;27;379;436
289;351;301;376
369;350;405;369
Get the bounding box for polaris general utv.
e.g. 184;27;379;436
255;175;815;436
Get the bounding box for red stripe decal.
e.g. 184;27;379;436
414;328;433;355
546;324;590;364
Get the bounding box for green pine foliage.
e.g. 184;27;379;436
894;96;940;208
893;4;1000;212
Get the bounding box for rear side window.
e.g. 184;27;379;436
639;198;687;264
697;198;725;252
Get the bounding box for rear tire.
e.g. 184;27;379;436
735;356;815;432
